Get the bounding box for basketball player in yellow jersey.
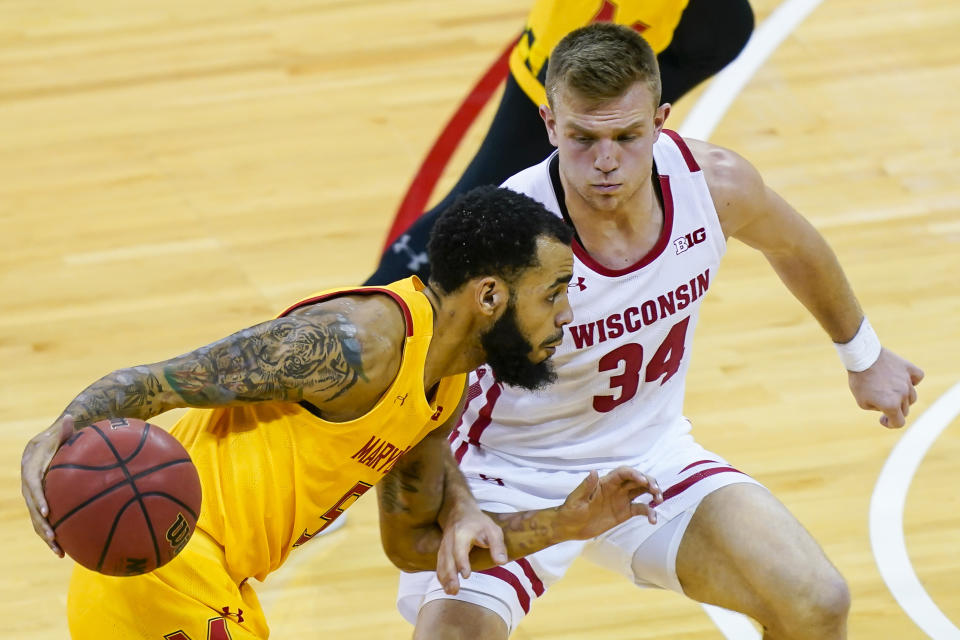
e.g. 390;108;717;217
366;0;755;285
21;186;664;640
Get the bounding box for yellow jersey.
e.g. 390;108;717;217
509;0;689;106
170;277;465;582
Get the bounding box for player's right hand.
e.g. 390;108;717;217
436;507;507;595
21;415;75;556
558;467;663;540
847;347;924;429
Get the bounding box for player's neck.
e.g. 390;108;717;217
421;285;485;390
564;176;663;271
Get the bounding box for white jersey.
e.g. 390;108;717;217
450;130;726;471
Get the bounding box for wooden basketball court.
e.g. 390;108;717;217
1;1;957;637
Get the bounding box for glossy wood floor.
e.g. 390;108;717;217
1;1;958;638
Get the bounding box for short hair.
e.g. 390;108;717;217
427;185;573;294
545;23;661;109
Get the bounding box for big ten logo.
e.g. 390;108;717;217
166;512;192;554
674;227;706;255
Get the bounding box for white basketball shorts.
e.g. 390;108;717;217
396;432;762;634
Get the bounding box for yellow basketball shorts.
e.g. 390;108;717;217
67;529;268;639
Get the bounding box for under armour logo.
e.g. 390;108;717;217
479;474;505;486
221;606;244;623
567;277;587;292
391;234;429;271
394;393;408;406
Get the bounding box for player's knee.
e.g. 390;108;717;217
773;569;850;637
807;571;851;628
414;599;508;640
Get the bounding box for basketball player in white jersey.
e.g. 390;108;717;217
390;24;924;640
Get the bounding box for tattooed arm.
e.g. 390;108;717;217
57;298;388;429
377;386;509;581
23;294;405;554
378;403;664;594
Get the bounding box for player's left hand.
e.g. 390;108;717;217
558;467;663;540
436;507;507;595
21;414;76;556
848;347;924;428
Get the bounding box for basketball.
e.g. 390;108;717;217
43;417;202;577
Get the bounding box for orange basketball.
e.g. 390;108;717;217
43;417;202;576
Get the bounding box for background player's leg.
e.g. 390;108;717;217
675;484;850;639
364;75;551;285
657;0;754;103
415;600;509;640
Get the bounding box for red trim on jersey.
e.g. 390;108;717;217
572;174;675;277
516;558;546;596
662;466;745;502
480;566;531;613
452;371;491;463
661;129;700;172
679;459;717;473
453;440;469;464
466;382;503;445
278;287;414;337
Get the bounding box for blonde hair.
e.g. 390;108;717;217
545;23;661;109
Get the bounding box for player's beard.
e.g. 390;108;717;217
480;300;558;391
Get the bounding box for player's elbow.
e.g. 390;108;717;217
385;551;432;572
380;526;438;572
382;541;435;572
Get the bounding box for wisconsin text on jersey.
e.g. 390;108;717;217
567;268;711;349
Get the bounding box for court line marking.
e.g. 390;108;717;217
676;0;826;635
870;381;960;639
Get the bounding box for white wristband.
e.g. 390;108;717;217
834;317;882;372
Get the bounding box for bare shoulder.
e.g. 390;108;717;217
683;138;766;236
288;292;407;412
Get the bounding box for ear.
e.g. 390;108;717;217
474;276;509;318
540;104;559;148
653;102;671;137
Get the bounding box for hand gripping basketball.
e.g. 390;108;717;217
28;417;202;576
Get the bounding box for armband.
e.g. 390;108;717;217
834;317;882;372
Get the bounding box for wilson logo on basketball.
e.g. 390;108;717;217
166;513;192;553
